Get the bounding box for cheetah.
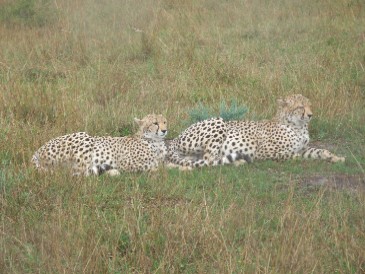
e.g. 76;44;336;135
167;94;345;169
166;118;250;170
32;114;168;176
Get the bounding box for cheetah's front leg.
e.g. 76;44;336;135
300;147;345;163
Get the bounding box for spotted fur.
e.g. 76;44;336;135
166;118;250;170
167;94;345;169
32;114;168;176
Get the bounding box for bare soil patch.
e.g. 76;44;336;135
301;174;365;191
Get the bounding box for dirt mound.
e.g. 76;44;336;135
301;174;365;191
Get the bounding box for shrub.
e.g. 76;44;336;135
186;99;248;125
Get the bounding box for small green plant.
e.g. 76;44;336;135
117;231;131;256
185;99;248;125
117;123;134;137
186;102;214;125
219;99;248;121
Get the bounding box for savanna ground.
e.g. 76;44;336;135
0;0;365;272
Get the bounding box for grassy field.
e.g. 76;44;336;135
1;0;365;272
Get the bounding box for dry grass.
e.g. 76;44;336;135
1;0;365;272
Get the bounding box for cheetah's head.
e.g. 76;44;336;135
276;94;313;126
134;114;168;140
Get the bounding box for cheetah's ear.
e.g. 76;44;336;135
134;118;143;126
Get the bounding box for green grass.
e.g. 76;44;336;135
1;0;365;272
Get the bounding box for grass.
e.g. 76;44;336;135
1;0;365;272
0;0;57;27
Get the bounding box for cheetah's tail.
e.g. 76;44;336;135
169;152;251;169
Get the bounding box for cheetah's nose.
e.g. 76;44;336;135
308;114;313;119
161;130;167;134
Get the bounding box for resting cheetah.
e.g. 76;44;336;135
166;118;250;170
167;94;345;169
32;114;168;176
